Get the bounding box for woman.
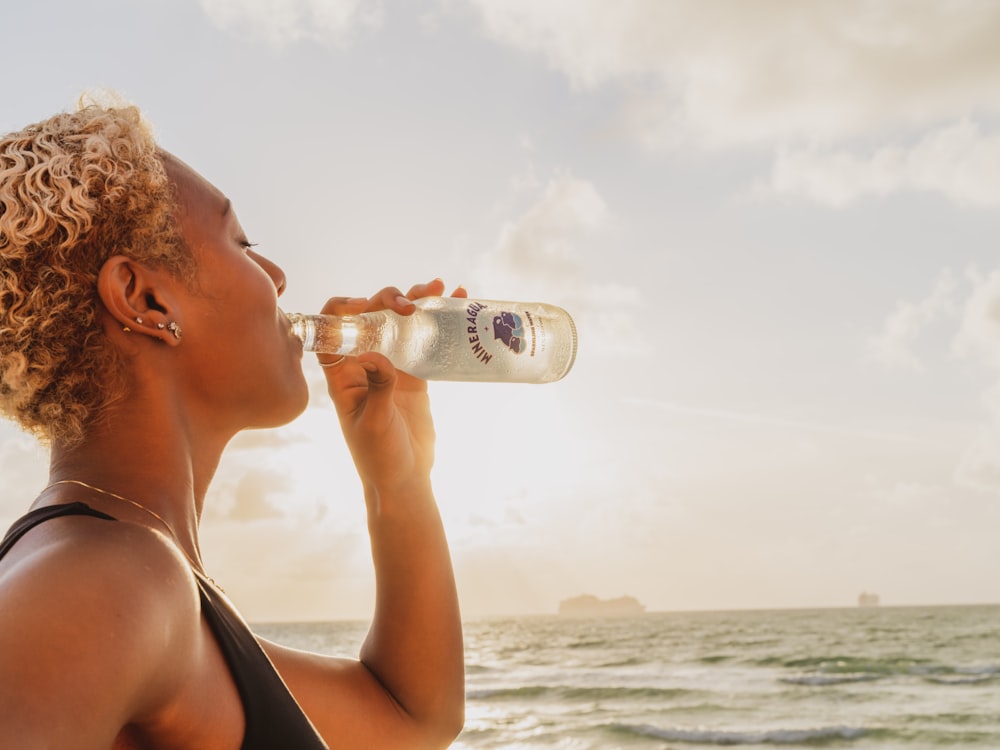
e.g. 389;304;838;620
0;101;465;748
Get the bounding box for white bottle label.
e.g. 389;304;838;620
466;302;536;366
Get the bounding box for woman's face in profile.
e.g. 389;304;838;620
162;153;310;429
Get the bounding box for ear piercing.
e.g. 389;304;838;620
120;318;181;340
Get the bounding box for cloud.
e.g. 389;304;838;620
200;0;382;47
229;428;308;451
463;0;1000;149
466;2;1000;210
867;269;960;370
622;397;949;449
200;518;370;620
953;376;1000;493
866;265;1000;495
494;175;609;277
474;173;646;356
864;480;947;511
949;269;1000;493
759;121;1000;208
953;267;1000;370
0;432;48;516
955;419;1000;494
228;467;292;520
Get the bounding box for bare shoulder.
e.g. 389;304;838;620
0;509;201;624
0;511;203;745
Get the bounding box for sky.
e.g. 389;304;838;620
3;0;1000;621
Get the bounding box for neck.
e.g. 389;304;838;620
46;420;228;570
43;357;242;569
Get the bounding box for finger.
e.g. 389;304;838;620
351;353;400;421
321;354;380;417
405;277;446;300
362;286;414;314
320;296;369;316
358;353;396;389
450;284;468;299
314;297;368;367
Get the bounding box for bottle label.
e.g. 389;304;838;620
466;302;533;365
491;310;526;354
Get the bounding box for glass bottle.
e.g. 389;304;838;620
288;296;577;383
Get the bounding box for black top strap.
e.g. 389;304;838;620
194;575;329;749
0;502;116;560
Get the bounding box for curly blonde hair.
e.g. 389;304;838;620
0;101;192;446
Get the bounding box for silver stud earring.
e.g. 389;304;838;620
135;317;143;325
156;323;165;330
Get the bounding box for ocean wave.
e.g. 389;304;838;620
778;655;999;685
464;663;498;675
567;638;611;650
908;663;999;677
700;654;733;664
609;723;867;746
596;656;647;668
466;684;696;703
780;673;882;686
780;655;927;674
924;673;997;685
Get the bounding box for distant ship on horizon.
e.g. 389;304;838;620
858;591;880;608
558;594;646;617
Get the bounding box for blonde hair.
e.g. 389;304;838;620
0;100;192;446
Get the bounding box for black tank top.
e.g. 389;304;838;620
0;502;329;750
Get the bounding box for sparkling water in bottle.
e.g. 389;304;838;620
288;296;577;383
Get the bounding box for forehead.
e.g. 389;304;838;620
161;151;230;220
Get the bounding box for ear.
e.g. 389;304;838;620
97;255;184;347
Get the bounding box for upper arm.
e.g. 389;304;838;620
260;638;444;749
0;521;200;748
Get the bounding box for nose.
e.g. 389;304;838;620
249;249;287;296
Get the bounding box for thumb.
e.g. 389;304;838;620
359;353;395;384
355;354;398;417
323;355;395;423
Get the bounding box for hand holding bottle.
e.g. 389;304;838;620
318;279;466;496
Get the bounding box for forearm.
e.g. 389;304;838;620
359;478;465;743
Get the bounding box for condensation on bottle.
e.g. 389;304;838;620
287;296;577;383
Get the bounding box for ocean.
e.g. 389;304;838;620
256;604;1000;749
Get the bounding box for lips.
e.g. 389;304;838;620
278;310;304;356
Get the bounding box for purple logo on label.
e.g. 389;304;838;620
492;311;525;354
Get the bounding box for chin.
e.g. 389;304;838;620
249;376;310;430
277;379;311;425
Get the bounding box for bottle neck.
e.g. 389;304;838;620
288;313;370;355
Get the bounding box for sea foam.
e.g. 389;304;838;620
611;723;867;745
